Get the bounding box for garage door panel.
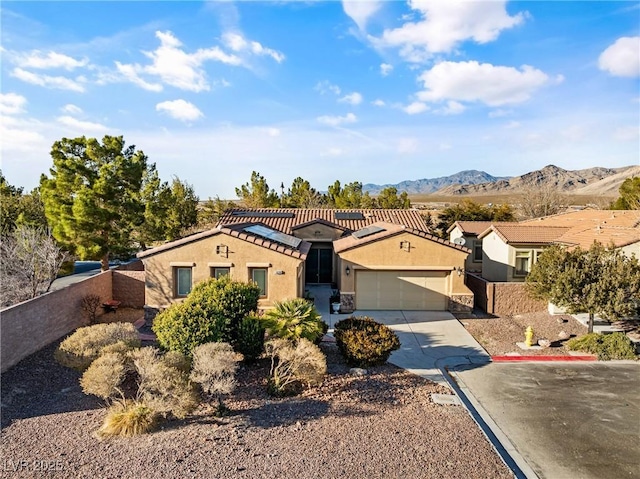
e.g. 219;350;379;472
356;271;447;310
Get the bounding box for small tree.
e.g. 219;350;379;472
518;184;564;219
376;187;411;209
0;225;71;307
81;294;103;325
434;199;515;238
611;176;640;210
235;171;279;207
526;243;640;333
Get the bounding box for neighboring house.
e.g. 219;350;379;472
137;208;474;316
447;221;514;273
471;210;640;282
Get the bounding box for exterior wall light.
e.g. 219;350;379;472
216;245;229;257
455;266;464;276
345;265;351;276
400;240;411;251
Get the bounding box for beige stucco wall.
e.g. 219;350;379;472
336;232;472;308
481;231;511;282
141;233;305;310
621;241;640;259
294;223;343;241
449;227;482;273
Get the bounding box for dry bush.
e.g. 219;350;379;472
130;347;198;419
163;350;192;373
55;323;140;371
81;294;102;325
80;352;129;401
190;343;240;412
97;400;157;438
265;338;326;396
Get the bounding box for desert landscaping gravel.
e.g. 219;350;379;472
460;311;588;356
1;339;513;479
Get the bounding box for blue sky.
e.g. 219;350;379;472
1;1;639;199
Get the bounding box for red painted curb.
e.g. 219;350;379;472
492;355;597;362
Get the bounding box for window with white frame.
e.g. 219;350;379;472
174;267;193;297
250;268;268;297
514;249;543;277
472;240;483;262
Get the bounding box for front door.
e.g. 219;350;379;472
305;246;333;284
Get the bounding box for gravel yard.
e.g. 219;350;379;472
1;339;513;479
460;310;588;356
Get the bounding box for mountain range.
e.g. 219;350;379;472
363;165;638;197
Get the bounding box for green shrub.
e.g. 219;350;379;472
265;338;326;397
236;314;265;363
334;316;400;367
55;322;140;371
98;400;157;437
567;332;637;360
152;276;260;356
262;298;325;343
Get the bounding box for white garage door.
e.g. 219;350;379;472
356;270;448;310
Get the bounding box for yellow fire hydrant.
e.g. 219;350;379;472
525;326;534;347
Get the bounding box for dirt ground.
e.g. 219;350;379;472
0;337;513;479
459;310;589;356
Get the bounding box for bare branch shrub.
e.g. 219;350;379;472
130;347;198;419
265;338;326;396
517;185;564;219
190;342;240;413
55;322;140;371
0;225;71;308
81;294;102;325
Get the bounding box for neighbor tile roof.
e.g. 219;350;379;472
447;221;515;236
479;225;571;245
218;209;430;234
521;210;640;249
333;222;470;253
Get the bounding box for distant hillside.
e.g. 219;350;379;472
572;165;640;197
363;170;508;195
434;165;635;196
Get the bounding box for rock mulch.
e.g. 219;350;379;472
460;310;588;356
1;340;513;479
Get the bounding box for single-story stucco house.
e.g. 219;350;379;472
137;209;474;318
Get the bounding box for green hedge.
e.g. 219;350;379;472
334;316;400;367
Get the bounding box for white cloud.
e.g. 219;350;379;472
115;62;163;92
315;80;341;96
327;147;343;156
11;68;86;92
614;125;640;141
0;93;27;115
56;115;107;132
437;100;465;115
338;92;363;105
372;99;386;107
598;36;640;77
266;127;281;137
61;104;83;115
380;63;393;76
222;32;285;63
416;61;550;106
373;1;525;62
488;109;512;118
504;121;521;129
397;137;418;154
342;1;382;31
317;112;357;126
118;30;242;93
403;101;429;114
15;50;87;70
156;99;204;122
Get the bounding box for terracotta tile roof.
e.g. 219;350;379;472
447;221;515;236
479;225;571;245
217;209;430;234
521;210;640;249
333;222;470;254
137;224;311;260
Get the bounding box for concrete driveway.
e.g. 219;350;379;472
453;362;640;479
